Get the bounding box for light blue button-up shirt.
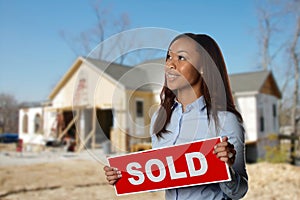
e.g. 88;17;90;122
150;96;248;200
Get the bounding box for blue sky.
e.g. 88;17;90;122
0;0;263;102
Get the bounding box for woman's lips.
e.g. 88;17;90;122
166;72;180;81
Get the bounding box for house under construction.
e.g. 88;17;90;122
19;56;282;162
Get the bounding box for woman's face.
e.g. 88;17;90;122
165;37;201;92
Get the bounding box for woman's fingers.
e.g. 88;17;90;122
109;180;117;185
103;165;115;172
214;150;230;157
213;137;236;166
222;136;229;142
103;166;122;185
106;170;122;180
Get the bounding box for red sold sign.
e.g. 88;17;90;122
107;137;231;196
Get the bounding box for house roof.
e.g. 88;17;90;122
86;57;165;91
87;57;281;98
229;70;269;92
229;70;282;98
49;57;165;100
85;58;132;81
49;57;281;100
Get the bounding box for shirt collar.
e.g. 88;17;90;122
173;96;206;112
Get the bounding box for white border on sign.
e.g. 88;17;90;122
107;136;231;196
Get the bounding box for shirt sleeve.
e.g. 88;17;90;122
218;112;248;199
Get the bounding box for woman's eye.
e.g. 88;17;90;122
166;54;172;60
178;55;186;61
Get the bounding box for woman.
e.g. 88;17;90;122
104;33;248;199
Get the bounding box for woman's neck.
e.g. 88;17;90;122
177;87;202;112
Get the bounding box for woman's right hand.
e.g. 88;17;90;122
103;166;122;185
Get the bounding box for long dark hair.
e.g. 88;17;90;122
153;33;243;138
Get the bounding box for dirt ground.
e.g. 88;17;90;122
0;144;299;200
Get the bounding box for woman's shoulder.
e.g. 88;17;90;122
217;111;244;132
218;111;239;121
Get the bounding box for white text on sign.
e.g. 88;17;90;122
127;152;208;185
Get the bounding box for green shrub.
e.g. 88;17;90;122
262;134;291;163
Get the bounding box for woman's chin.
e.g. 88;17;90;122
166;85;178;91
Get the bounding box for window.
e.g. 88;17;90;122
136;100;144;117
34;114;42;133
260;115;264;132
272;104;277;131
259;107;264;132
22;114;28;133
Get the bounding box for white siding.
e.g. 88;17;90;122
52;62;109;108
18;107;44;144
256;94;279;136
52;69;79;108
235;95;257;142
257;94;279;158
52;62;126;113
42;108;57;139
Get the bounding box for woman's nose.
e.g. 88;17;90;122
166;60;176;69
167;63;175;69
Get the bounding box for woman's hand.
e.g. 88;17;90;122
103;166;122;185
213;136;236;167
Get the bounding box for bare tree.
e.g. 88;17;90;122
60;1;131;64
257;7;272;70
256;2;285;71
256;1;300;163
290;17;300;135
256;0;299;119
0;93;19;133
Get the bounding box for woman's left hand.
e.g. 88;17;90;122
213;136;236;167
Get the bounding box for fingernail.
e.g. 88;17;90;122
117;171;121;175
118;174;122;178
114;168;118;171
